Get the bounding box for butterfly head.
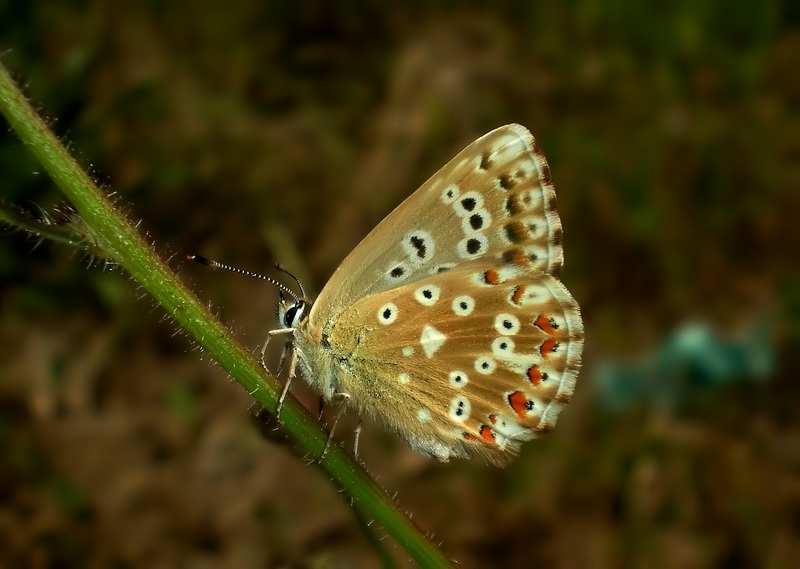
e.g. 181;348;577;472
273;263;309;330
277;291;307;329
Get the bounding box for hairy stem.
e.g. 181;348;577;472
0;61;453;568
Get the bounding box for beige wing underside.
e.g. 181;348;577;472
309;124;564;332
326;259;583;464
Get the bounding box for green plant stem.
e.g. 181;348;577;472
0;62;453;568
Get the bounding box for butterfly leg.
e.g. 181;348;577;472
260;327;294;371
275;345;298;418
320;392;350;461
276;339;292;376
346;419;365;506
353;419;363;461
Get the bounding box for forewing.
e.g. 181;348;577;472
311;124;564;328
327;259;583;464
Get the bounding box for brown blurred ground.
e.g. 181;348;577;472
1;3;798;568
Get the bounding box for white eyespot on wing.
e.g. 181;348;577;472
385;261;410;283
420;325;446;358
524;244;550;270
441;183;460;205
513;188;544;212
453;191;484;217
414;284;441;306
417;408;432;423
452;295;475;316
402;230;435;266
506;282;551;306
492;337;515;356
461;208;491;235
456;235;488;258
398;373;410;384
475;356;497;375
521;216;546;239
449;370;469;388
402;346;414;357
512;161;535;183
449;396;471;423
377;303;399;325
494;313;521;335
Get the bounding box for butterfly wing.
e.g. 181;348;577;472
309;124;565;331
324;259;583;465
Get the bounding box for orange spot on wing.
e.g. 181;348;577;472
463;432;477;441
540;339;559;357
511;285;527;304
504;222;528;243
527;365;542;386
508;390;529;419
502;248;527;265
489;414;497;424
479;425;496;443
534;314;557;334
484;269;500;284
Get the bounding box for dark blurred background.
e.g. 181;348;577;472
1;2;798;567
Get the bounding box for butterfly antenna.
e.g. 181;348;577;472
275;263;306;300
188;255;300;303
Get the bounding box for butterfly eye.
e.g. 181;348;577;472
283;300;306;328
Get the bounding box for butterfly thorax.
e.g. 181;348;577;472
290;301;353;402
294;303;400;419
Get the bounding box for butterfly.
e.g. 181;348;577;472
266;124;583;466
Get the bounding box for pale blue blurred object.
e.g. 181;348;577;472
592;318;775;410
